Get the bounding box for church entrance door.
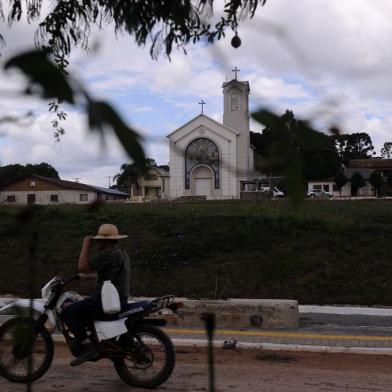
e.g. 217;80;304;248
195;178;211;196
191;165;213;197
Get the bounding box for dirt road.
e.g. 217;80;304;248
1;344;392;391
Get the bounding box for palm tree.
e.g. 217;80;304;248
113;158;156;195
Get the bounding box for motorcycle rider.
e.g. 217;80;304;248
62;223;130;366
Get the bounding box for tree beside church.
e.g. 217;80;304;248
332;133;375;166
250;110;340;182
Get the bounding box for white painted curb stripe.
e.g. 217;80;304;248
299;305;392;316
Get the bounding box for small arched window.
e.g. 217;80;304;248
231;93;239;111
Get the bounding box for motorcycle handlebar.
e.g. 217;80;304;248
61;273;97;287
62;275;81;286
78;273;98;280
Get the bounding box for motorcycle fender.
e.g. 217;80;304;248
94;319;128;341
125;318;167;328
137;318;167;327
0;299;56;327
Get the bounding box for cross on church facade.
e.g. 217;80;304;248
199;99;206;113
232;66;240;80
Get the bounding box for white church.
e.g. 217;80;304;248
167;72;255;200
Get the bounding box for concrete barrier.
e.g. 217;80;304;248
159;298;299;329
0;297;299;330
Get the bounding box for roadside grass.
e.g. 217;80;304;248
1;200;392;305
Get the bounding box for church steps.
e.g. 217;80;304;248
175;196;207;202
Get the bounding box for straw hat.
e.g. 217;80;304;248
93;224;128;240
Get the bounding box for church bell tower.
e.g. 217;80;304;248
222;69;251;180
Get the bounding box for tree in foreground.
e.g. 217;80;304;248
0;1;267;63
350;171;366;196
369;171;383;197
334;170;348;196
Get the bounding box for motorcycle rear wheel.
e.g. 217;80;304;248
0;316;54;383
114;324;175;389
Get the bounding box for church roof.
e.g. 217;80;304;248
166;113;240;138
222;79;250;91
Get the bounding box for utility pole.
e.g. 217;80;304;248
73;177;81;183
106;176;111;187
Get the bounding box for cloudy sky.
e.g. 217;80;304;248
1;0;392;186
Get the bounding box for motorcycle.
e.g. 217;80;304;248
0;274;182;388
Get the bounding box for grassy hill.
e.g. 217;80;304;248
1;200;392;305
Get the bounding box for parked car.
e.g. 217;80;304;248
259;186;285;198
272;186;285;198
307;189;332;198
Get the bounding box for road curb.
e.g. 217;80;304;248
169;338;392;356
2;324;392;356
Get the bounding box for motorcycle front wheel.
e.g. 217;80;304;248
0;316;54;383
114;324;175;389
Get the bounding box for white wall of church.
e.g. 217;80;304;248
169;138;185;200
249;147;254;176
168;116;238;199
222;81;251;183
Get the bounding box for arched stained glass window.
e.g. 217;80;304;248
185;138;219;189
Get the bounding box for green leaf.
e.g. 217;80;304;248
4;50;74;103
88;101;145;165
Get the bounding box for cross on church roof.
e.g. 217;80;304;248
198;99;206;113
232;66;240;80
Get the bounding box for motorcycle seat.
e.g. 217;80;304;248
97;300;151;321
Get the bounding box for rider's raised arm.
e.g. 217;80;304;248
78;236;94;273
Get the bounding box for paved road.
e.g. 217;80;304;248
166;325;392;350
3;313;392;352
1;344;392;391
300;311;392;329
